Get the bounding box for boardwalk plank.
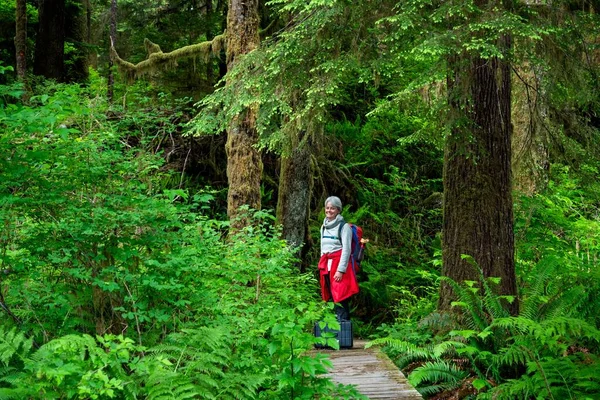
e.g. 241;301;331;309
316;339;423;400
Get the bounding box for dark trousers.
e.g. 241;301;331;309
323;273;350;321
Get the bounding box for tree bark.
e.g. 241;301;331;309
205;0;215;87
440;32;518;315
65;0;88;82
108;0;117;103
276;134;312;271
225;0;262;230
33;0;66;81
15;0;27;81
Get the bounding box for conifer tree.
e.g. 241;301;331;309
34;0;66;80
15;0;26;81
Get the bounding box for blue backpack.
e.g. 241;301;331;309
338;221;366;272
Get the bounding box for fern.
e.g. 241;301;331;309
367;337;435;369
416;383;456;397
142;326;268;399
494;342;535;367
377;266;600;400
519;256;561;321
146;370;202;400
408;360;467;395
0;328;36;400
216;372;266;400
0;387;34;400
521;257;594;324
431;340;467;358
442;276;490;332
0;327;34;367
480;375;538;400
368;337;432;358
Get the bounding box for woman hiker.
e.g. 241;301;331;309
319;196;359;321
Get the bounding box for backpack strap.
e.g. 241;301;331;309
339;221;359;274
322;223;343;240
337;221;346;240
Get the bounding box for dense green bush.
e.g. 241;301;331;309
0;79;363;399
372;166;600;399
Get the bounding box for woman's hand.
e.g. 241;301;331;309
333;271;344;282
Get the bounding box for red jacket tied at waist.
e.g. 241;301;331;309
318;249;359;303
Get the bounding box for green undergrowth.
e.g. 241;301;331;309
0;78;364;399
370;167;600;399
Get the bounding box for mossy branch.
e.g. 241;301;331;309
110;34;226;81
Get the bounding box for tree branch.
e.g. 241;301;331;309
110;34;227;80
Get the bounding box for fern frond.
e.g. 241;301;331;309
489;375;538;400
495;342;534;368
0;387;35;400
419;311;455;333
539;316;600;342
0;327;34;366
475;267;512;320
416;382;457;396
217;372;266;399
442;277;490;332
31;334;98;363
145;326;257;398
519;256;560;321
368;337;434;360
490;316;539;336
431;340;467;358
0;365;15;379
146;370;202;400
573;356;600;395
408;360;468;387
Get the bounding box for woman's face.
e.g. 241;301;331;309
325;202;340;221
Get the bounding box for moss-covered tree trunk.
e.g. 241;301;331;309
276;133;312;271
33;0;66;81
15;0;26;81
440;32;518;315
225;0;262;230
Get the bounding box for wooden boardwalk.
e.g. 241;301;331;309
320;340;423;399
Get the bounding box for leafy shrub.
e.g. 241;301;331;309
0;79;362;399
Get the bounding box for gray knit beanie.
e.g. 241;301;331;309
325;196;343;212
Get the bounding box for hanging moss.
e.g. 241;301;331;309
110;34;226;81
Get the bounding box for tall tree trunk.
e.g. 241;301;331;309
65;0;88;82
15;0;27;81
276;133;312;271
33;0;66;81
108;0;117;103
440;32;518;315
225;0;262;230
205;0;215;87
85;0;95;69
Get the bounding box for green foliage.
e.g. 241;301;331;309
0;1;598;398
192;0;402;143
373;271;600;399
409;361;468;396
0;327;34;370
0;333;139;399
0;79;360;399
515;164;600;326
